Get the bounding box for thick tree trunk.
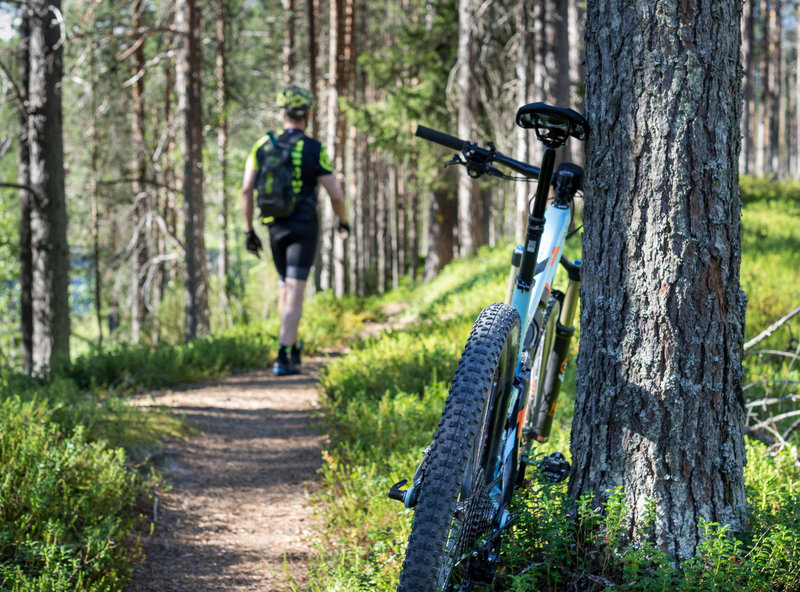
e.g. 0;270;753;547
571;0;748;560
177;0;209;341
28;0;70;371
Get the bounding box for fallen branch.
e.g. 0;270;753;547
744;305;800;351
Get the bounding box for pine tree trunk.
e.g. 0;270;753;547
571;0;747;560
282;0;295;84
514;0;533;243
307;0;319;139
177;0;209;341
18;5;33;372
28;0;70;370
757;0;769;175
131;0;149;343
740;0;754;174
216;0;231;324
768;0;781;176
89;41;103;351
456;0;481;256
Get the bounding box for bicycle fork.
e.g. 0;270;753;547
527;256;581;443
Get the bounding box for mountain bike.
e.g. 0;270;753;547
388;102;590;591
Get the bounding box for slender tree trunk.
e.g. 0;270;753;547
216;0;231;324
282;0;295;84
768;0;781;175
19;5;32;372
572;0;747;560
28;0;70;370
377;160;387;294
796;3;800;178
307;0;319;139
177;0;209;341
740;0;754;174
407;160;419;284
90;41;103;351
515;0;534;242
456;0;481;256
131;0;149;343
757;0;769;175
568;0;585;167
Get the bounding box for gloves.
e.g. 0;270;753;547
245;229;263;258
337;220;351;239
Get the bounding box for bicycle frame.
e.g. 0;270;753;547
393;103;589;590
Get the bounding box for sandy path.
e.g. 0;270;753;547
125;360;325;592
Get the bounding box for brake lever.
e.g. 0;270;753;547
444;153;465;168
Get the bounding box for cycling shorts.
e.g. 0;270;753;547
267;210;319;282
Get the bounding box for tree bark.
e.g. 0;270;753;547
177;0;209;341
456;0;481;256
767;0;781;176
515;0;535;242
282;0;295;85
572;0;748;560
740;0;754;174
216;0;232;325
27;0;70;371
131;0;149;343
18;4;33;372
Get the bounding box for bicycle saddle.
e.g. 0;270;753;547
515;102;590;144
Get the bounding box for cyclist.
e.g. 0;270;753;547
241;85;349;376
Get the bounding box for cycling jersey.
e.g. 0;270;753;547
247;128;333;281
246;128;333;221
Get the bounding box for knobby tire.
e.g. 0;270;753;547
397;303;520;592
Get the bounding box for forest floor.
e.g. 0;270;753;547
124;359;327;592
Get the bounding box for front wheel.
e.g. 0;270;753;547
397;303;520;592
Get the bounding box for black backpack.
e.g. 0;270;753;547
255;131;302;219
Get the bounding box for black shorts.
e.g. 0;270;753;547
267;211;319;282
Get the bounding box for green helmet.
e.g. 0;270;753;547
277;85;315;118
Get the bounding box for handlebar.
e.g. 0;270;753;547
415;125;540;180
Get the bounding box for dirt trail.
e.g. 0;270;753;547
125;360;326;592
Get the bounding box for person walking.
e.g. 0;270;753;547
241;85;349;376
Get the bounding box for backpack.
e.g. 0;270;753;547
255;131;302;219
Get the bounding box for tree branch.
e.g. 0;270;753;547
0;181;38;197
744;305;800;351
0;57;28;119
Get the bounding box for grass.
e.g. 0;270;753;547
308;184;800;590
0;176;796;590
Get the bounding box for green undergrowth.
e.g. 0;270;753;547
309;190;800;591
0;323;286;591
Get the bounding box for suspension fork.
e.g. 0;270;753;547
531;257;581;442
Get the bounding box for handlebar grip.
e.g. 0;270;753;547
415;125;466;151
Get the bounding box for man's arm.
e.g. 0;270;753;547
241;158;257;232
319;173;347;223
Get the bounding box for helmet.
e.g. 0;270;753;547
277;85;315;118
